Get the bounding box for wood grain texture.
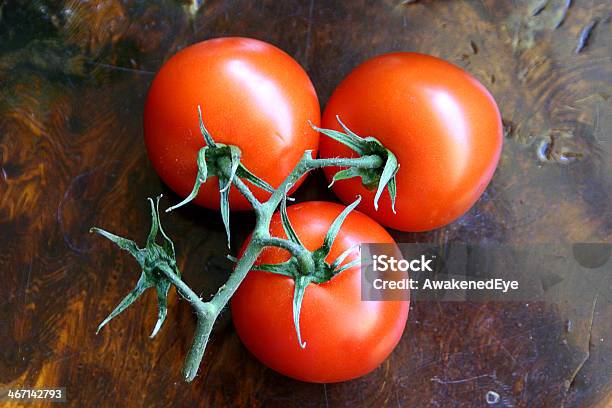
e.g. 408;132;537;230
0;0;610;407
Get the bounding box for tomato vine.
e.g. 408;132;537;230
91;106;399;382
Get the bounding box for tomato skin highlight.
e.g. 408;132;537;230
231;201;409;383
319;52;503;231
144;37;320;210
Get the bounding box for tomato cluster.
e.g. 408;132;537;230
144;37;502;382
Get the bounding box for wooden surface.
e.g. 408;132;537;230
1;0;610;407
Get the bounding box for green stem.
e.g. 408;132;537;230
182;310;214;381
258;237;316;277
232;176;262;213
95;115;397;383
159;264;203;307
258;237;304;257
310;155;383;170
178;240;265;381
209;240;264;311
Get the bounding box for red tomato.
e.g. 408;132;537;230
231;201;409;383
319;53;502;231
144;37;320;210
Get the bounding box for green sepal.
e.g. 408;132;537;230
229;256;300;279
219;145;241;192
92;196;181;338
197;105;216;147
236;165;275;193
248;250;311;348
386;169;398;213
373;151;399;213
95;274;151;334
251;259;297;278
332;258;360;276
292;275;314;349
336;116;364;143
310;117;400;213
328;167;377;189
91;228;142;262
313;196;361;263
309;117;369;155
151;263;172;337
280;185;303;247
330;243;359;271
218;174;231;249
166;146;209;213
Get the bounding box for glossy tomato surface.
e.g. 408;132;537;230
231;201;409;383
319;53;502;231
144;37;320;210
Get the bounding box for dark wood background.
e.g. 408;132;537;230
1;0;610;407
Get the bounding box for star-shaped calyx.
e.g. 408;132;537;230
310;116;399;213
165;106;275;248
91;195;179;338
250;194;362;349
